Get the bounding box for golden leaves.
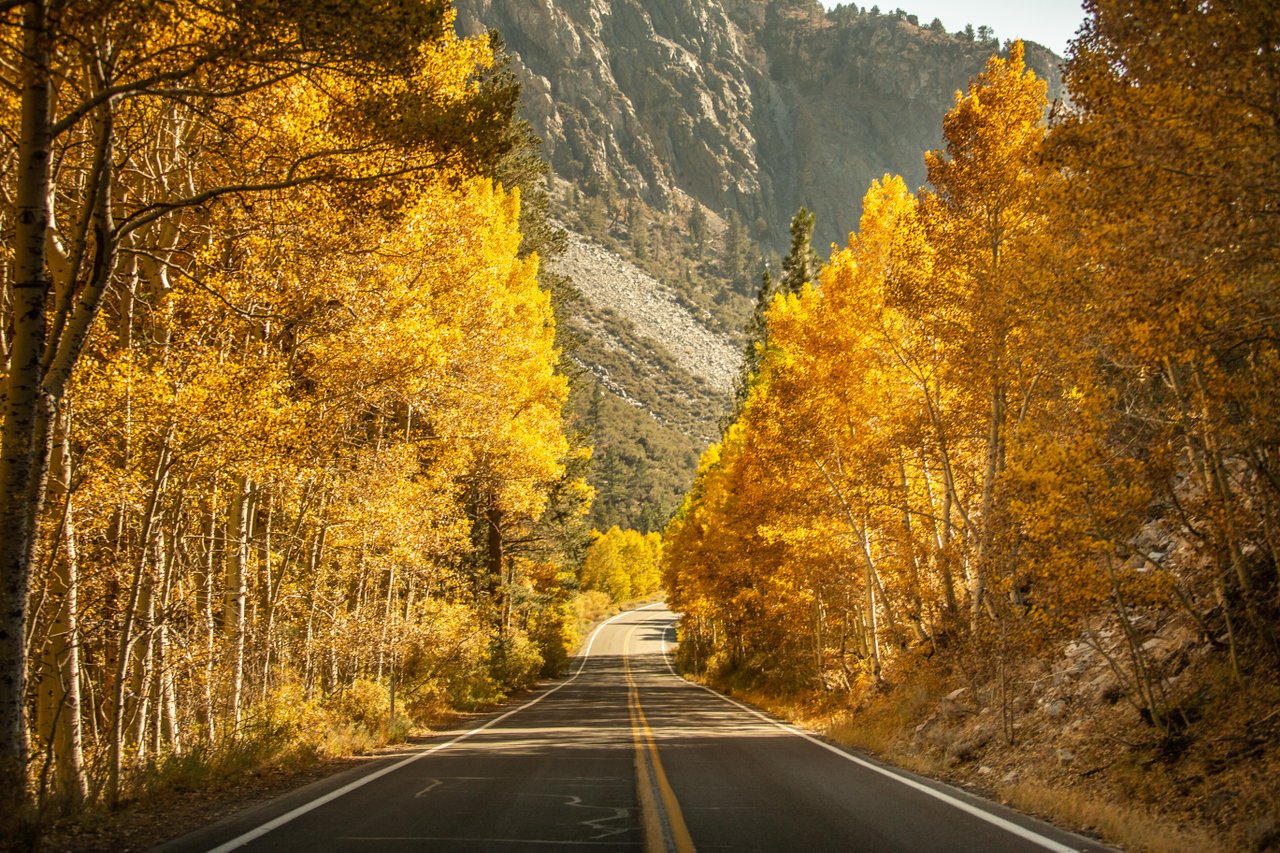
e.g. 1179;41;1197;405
665;41;1140;687
20;1;578;782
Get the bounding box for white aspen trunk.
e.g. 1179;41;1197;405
0;1;54;818
862;533;899;647
152;527;179;753
302;515;328;695
919;447;946;552
919;448;958;616
108;435;171;807
897;456;930;642
810;454;900;648
376;566;395;681
973;378;1006;625
226;476;251;729
812;598;824;686
201;487;218;742
918;378;981;616
257;490;273;699
852;605;869;661
35;418;88;806
130;580;155;762
866;563;881;680
354;532;369;679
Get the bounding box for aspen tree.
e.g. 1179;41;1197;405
0;3;588;828
917;42;1051;623
1052;0;1280;665
1;0;523;816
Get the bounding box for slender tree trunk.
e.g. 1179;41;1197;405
811;598;824;687
107;435;171;808
810;455;900;652
898;456;930;642
301;499;329;694
973;377;1006;625
922;382;976;545
919;446;958;617
201;487;218;742
376;566;395;681
864;534;899;638
866;563;881;680
261;481;310;694
257;490;273;698
1105;556;1166;732
35;417;88;808
130;580;155;763
225;476;251;729
152;527;179;754
0;1;55;821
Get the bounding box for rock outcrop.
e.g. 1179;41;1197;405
456;0;1063;247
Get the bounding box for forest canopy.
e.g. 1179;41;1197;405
0;0;587;826
665;17;1280;726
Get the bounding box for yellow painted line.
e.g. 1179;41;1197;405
631;696;665;853
625;626;696;853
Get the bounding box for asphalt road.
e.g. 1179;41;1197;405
158;604;1111;853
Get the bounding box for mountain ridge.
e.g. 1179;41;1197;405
458;0;1063;248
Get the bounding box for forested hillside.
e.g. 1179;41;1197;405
0;0;588;836
665;4;1280;847
456;0;1064;534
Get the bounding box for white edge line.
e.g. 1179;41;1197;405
657;614;1085;853
207;607;649;853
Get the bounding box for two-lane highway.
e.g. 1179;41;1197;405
158;605;1109;852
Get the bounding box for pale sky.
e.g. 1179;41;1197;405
820;0;1088;57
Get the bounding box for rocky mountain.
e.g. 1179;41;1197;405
454;0;1064;531
457;0;1062;248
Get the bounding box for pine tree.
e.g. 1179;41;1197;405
730;266;778;419
688;205;708;260
780;207;820;295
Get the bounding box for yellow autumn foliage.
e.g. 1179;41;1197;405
665;30;1277;727
9;0;585;817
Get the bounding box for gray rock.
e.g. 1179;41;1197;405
552;232;740;392
454;0;1064;249
1090;672;1122;704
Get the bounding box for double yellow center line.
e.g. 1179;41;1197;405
624;626;696;853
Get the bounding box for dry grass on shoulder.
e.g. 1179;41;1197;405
996;780;1215;853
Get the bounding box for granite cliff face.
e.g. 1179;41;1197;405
457;0;768;226
456;0;1063;248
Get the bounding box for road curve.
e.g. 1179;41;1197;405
156;605;1110;853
